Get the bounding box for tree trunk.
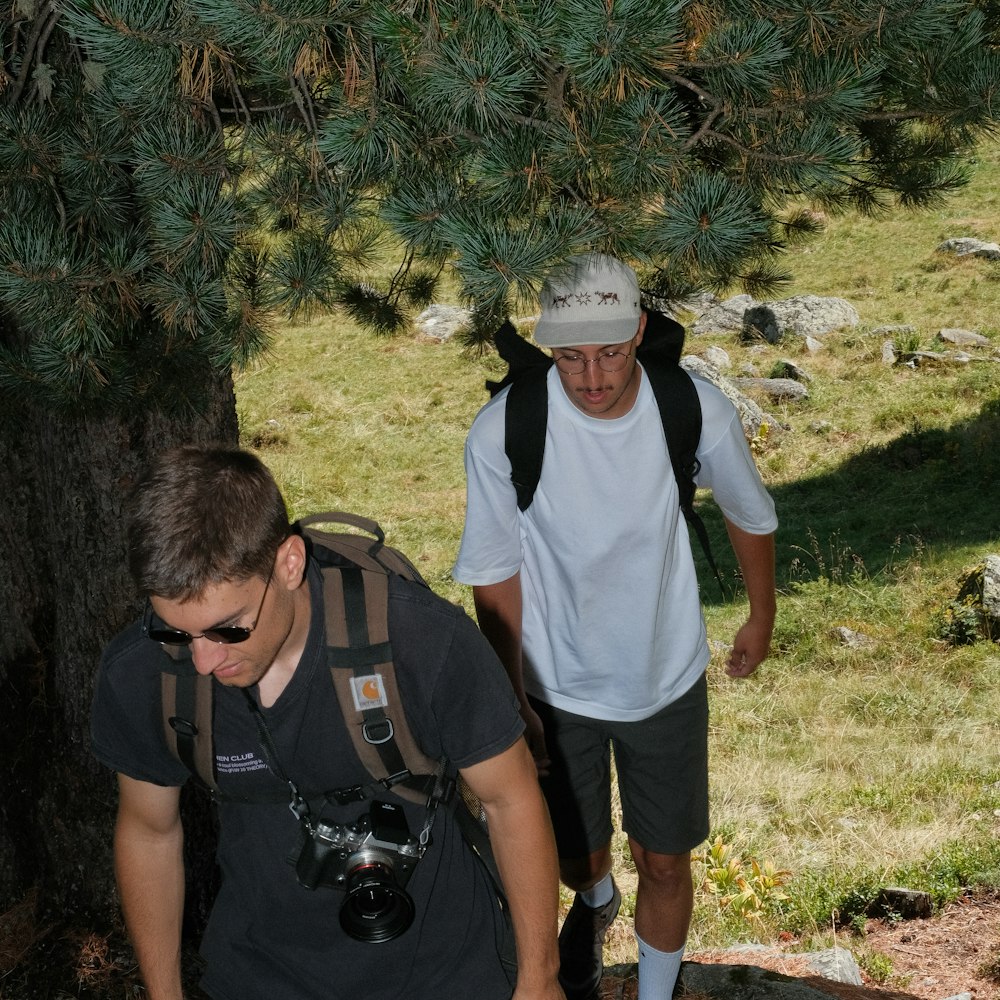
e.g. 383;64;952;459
0;368;238;933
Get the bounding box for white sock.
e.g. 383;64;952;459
578;873;614;909
636;932;685;1000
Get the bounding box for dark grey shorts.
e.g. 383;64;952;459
529;673;709;859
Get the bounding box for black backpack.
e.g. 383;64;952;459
159;513;503;885
486;310;725;594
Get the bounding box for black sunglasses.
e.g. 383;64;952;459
144;566;274;646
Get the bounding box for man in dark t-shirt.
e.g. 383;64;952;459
91;446;564;1000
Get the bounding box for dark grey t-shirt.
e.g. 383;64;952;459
92;564;524;1000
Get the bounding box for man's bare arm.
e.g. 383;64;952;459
114;774;185;1000
462;739;565;1000
473;575;548;769
724;520;776;677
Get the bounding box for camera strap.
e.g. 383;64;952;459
239;687;450;840
239;688;314;827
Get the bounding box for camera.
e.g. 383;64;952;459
294;800;425;942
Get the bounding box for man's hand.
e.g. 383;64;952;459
726;616;773;677
520;703;551;776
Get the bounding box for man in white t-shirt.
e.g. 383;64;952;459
453;254;778;1000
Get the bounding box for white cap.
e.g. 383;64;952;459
533;254;642;348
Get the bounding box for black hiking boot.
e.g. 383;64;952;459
558;879;622;1000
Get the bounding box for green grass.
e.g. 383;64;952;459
235;139;1000;959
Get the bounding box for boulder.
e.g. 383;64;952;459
731;376;810;403
691;294;859;342
742;296;859;343
937;328;991;348
937;237;1000;260
956;555;1000;640
413;305;471;341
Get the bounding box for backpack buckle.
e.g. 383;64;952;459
362;718;394;745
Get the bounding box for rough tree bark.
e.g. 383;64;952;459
0;368;238;931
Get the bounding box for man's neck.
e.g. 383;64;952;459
257;583;312;708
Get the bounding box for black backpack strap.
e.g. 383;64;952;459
504;369;550;511
488;320;553;511
486;320;553;397
643;362;726;597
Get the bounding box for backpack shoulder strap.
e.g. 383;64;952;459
317;558;440;806
160;650;219;792
485;321;553;511
504;369;550;512
642;360;726;596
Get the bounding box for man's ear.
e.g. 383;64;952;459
634;311;647;347
275;533;307;591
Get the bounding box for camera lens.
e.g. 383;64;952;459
339;853;415;943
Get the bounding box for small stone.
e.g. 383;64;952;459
806;947;863;985
703;345;732;369
832;626;874;648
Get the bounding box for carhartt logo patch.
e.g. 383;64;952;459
350;673;388;711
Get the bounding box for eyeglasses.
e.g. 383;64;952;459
553;344;634;375
144;566;274;646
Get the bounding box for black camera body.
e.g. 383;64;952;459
295;800;425;943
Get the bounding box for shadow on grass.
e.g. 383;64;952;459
696;395;1000;603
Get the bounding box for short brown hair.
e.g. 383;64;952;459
127;446;290;600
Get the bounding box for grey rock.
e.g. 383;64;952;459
610;946;866;1000
691;294;756;335
803;335;825;354
937;237;1000;260
984;555;1000;621
681;357;774;437
413;305;471;341
805;947;863;985
881;340;897;364
832;626;875;649
956;554;1000;640
742;296;859;343
731;377;810;402
773;359;812;383
702;345;732;369
937;328;991;348
678;961;838;1000
942;993;974;1000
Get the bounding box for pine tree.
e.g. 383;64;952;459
1;0;997;938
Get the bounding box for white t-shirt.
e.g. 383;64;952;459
453;364;778;722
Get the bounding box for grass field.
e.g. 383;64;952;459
235;140;1000;957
